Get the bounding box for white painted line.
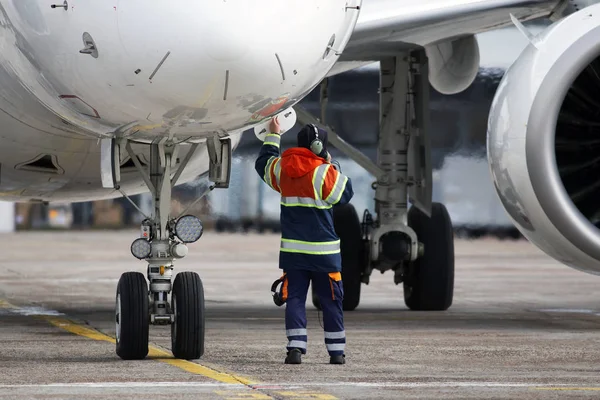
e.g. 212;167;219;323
0;300;65;316
537;309;597;314
8;306;64;316
0;382;592;389
0;382;240;388
266;382;592;388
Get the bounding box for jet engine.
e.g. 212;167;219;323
487;4;600;275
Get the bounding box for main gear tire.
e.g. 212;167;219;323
171;272;205;360
311;203;364;311
336;203;364;311
404;202;454;311
311;284;321;310
115;272;149;360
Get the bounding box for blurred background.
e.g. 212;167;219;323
0;22;550;239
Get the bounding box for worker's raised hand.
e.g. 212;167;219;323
269;116;281;134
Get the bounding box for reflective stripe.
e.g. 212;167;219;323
263;156;275;188
273;158;282;187
264;157;278;190
325;173;348;204
281;239;340;255
264;133;281;148
326;343;345;351
286;329;307;337
287;340;307;349
280;196;331;209
332;176;348;204
324;170;340;202
312;164;330;199
324;331;345;339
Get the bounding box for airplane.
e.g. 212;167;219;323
0;0;597;361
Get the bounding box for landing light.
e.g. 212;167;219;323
174;215;203;243
131;238;152;259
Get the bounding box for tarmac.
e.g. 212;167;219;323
1;231;600;399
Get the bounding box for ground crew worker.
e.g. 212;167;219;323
255;117;354;365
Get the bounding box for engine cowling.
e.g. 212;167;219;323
426;35;480;95
487;4;600;275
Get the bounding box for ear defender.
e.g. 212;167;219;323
271;275;287;307
308;124;324;156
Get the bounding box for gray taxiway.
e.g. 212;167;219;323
1;231;600;399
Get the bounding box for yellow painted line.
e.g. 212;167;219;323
0;299;17;309
43;316;255;385
0;299;254;385
146;345;255;385
275;392;337;399
45;316;115;344
214;391;338;400
215;390;273;399
4;300;336;400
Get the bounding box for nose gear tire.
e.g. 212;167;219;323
404;202;454;311
115;272;149;360
171;271;205;360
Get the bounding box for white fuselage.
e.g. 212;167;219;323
0;0;360;201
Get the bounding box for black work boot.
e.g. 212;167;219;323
330;354;345;365
285;348;302;364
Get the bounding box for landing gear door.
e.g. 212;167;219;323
408;51;432;217
100;138;120;189
207;136;232;189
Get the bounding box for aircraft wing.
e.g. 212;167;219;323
328;0;563;90
344;0;561;59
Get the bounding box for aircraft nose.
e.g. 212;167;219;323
117;1;354;73
117;2;282;66
112;0;358;132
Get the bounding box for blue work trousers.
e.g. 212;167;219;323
284;269;345;356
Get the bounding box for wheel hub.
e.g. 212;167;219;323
380;231;411;261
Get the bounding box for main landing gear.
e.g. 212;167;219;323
103;136;231;360
299;50;455;312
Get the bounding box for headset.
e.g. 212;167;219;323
307;124;324;156
271;275;287;307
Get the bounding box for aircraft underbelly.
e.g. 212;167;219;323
0;105;242;202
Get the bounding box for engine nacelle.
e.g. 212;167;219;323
426;35;480;95
488;4;600;274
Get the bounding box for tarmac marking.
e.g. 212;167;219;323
1;300;255;385
1;300;336;399
532;387;600;391
274;392;337;399
214;391;273;399
0;383;238;388
0;381;595;389
0;299;16;309
215;391;337;400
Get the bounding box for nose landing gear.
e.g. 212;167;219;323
103;136;231;359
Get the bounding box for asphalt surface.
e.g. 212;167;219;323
1;231;600;399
